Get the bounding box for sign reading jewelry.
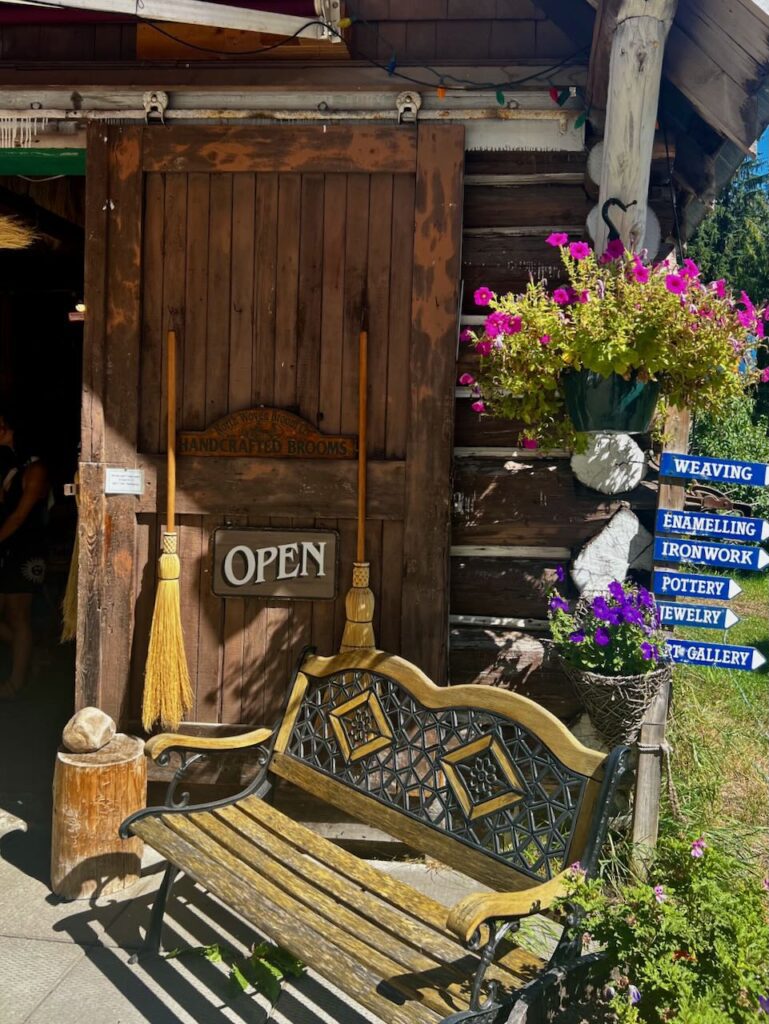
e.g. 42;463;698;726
212;529;338;599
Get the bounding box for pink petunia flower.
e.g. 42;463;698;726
577;290;590;304
569;241;591;261
761;368;769;383
475;341;492;357
665;274;687;295
604;238;625;260
632;262;650;284
712;279;727;299
653;885;666;903
539;334;551;346
521;437;538;449
762;877;769;891
682;258;700;278
741;290;755;311
459;329;474;344
546;232;569;247
553;288;571;306
471;400;485;413
458;373;475;386
474;286;494;306
690;837;706;858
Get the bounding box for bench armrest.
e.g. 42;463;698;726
447;874;568;943
145;727;273;762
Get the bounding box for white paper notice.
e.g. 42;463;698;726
104;467;145;496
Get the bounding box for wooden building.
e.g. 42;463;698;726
1;0;768;748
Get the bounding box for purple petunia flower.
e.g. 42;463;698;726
641;642;659;662
628;985;641;1006
594;627;610;647
555;564;566;582
691;837;706;858
637;586;654;609
763;878;769;892
569;630;585;644
759;994;769;1014
622;606;644;627
549;595;570;614
608;581;625;601
653;884;666;903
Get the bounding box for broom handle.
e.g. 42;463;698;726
167;328;177;533
357;320;368;563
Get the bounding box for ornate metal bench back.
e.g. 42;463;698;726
271;654;607;886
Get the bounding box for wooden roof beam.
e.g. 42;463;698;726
594;0;678;255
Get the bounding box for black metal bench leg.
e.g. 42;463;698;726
440;922;513;1023
129;864;181;963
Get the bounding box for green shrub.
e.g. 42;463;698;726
691;394;769;518
559;835;769;1024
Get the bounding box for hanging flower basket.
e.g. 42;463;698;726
558;658;671;749
562;368;661;434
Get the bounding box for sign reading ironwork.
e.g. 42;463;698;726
179;408;356;459
660;452;769;487
653;537;769;572
655;508;769;543
212;528;338;599
667;638;766;672
652;570;742;601
657;602;738;630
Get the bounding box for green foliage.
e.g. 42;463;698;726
691;393;769;518
165;941;304;1004
465;241;766;446
548;579;668;676
559;836;769;1024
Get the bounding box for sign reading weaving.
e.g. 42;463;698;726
659;453;769;487
179;408;356;459
212;528;338;599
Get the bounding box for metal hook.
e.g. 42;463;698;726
602;197;637;241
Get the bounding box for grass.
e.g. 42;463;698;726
662;570;768;874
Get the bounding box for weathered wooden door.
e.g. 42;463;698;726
77;123;463;730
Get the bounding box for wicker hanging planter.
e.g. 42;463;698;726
558;659;671;750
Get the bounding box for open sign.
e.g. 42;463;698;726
212;528;338;600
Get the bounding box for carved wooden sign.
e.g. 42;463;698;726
178;408;357;459
212;528;338;599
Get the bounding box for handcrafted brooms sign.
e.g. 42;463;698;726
654;453;768;673
179;408;356;459
212;528;338;599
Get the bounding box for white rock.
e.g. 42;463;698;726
62;707;116;754
571;507;653;594
571;432;647;494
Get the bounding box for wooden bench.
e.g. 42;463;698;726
120;649;629;1024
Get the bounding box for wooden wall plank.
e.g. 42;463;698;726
229;173;256;416
205;174;232;425
182;173;210;432
81;125;109;464
295;174;325;425
160;172;188;450
221;513;248;725
274;173;301;409
75;462;105;710
142;125;418;175
401;124;464;683
138;173;165;453
451;557;566;619
366;173;393;457
253;172;278;407
129;512;156;723
385;174;415;461
341;174;370;437
196;516;224;722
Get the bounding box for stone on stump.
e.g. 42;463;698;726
571;507;653;595
570;432;647;494
51;733;146;900
62;706;116;753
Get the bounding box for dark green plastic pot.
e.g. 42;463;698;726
562;369;660;434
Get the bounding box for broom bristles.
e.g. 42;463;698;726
60;531;79;643
0;216;36;250
340;562;376;652
142;543;193;733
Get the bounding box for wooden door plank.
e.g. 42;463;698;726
82;124;109;464
142;125;418;175
159;173;187;456
75;462;105;710
205;174;233;426
221;513;248;725
341;174;370;438
138;173;165;453
252;172;278;407
295;174;325;426
129;513;156;723
366;173;393;457
178;517;203;718
385;173;415;459
264;514;294;724
379;519;404;653
401;125;464;683
229;172;256;415
196;516;224;723
274;173;301;409
183;173;210;432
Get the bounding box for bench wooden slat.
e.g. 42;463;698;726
187;810;482;1013
134;816;444;1024
213;802;541;991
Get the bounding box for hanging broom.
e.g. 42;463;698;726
340;305;376;653
60;472;79;642
142;327;193;732
0;216;36;250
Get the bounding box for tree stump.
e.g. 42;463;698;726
51;733;146;900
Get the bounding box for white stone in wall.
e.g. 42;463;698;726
571;507;653;594
571;432;647;494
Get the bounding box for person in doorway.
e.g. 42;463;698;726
0;407;50;698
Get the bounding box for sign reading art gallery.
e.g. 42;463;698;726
179;408;356;459
212;528;338;599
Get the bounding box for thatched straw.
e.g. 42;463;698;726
0;216;36;250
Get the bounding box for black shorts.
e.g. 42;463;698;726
0;537;47;594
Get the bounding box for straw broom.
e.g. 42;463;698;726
142;327;193;731
0;216;36;250
340;306;376;653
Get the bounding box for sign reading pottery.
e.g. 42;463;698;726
653;570;742;601
659;452;769;487
667;638;766;672
657;602;739;630
653;537;769;572
212;528;338;599
655;508;769;543
179;408;356;459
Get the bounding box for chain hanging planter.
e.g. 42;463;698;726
562;368;661;434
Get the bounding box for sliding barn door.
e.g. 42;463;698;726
77;123;463;730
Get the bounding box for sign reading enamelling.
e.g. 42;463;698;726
212;528;338;599
179;408;357;459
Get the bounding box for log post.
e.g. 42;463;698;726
595;0;678;255
51;733;146;900
631;406;690;874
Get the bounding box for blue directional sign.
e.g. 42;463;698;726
654;537;769;572
668;638;766;672
660;452;769;487
656;508;769;543
653;570;742;601
658;602;738;630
